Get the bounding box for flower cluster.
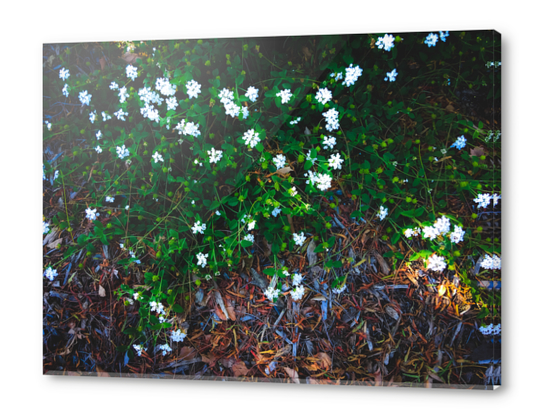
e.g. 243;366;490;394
152;152;163;163
276;89;292;104
322;108;339;131
328;153;344;170
176;119;201;138
377;206;388;221
480;254;501;270
273;154;286;169
290;285;305;301
192;220;206;235
427;254;447;272
196;252;208;268
158;343;172;356
415;216;465;244
333;283;347;295
242;129;261;148
171;329;187;342
479;323;501;336
133;344;147;356
451;135;467;150
105;196;115;203
323;136;336;150
126;65;138;81
246;86;259;102
85;208;98;221
474;193;501;209
59;67;70;81
186;79;201;99
150;301;166;315
44;267;58;281
208;147;223;164
244;234;255;243
315;87;332;105
424;33;439;47
264;286;280;301
404;227;421;238
43;221;50;235
342;64;363;87
116;145;130;159
292;273;304;286
79;90;92;106
376;34;395;51
293;232;306;247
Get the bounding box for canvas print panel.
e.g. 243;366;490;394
43;30;501;388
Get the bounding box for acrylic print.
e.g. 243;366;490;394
43;31;501;389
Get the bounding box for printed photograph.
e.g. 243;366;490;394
43;30;501;388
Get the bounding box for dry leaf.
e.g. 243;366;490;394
98;285;106;297
276;166;293;176
221;357;235;368
215;306;228;321
445;104;455;113
469;146;486;157
232;360;249;377
47;237;63;249
373;251;390;275
284;367;300;383
121;52;140;64
225;300;236;321
385;306;400;321
316;352;332;369
99;57;106;71
214;290;230;321
438;284;447;296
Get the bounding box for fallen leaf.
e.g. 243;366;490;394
98;285;106;297
284;367;300;383
276;166;293;176
221;357;235;368
438;284;447;296
316;352;332;369
470;146;486;157
373;251;390;275
385;306;400;321
214;290;230;321
307;239;318;266
121;52;140;64
232;360;249;377
225;299;236;321
215;306;228;321
445;104;455;113
47;237;63;249
99;57;106;71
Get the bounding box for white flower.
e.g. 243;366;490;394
196;252;208;267
425;33;439;47
62;84;69;97
186;79;201;99
95;130;102;140
59;68;70;81
152;152;164;163
244;234;255;243
376;34;395;51
218;88;234;104
479;323;501;336
434;216;451;235
323;108;340;131
116;145;130;159
44;266;58;281
166;97;178;111
89;111;96;124
215;210;221;216
481;254;501;270
133;292;140;301
293;232;306;247
79;90;92;106
118;86;129;103
246;86;259;102
474;193;492;209
289;117;302;125
273;154;286;169
241;106;249;119
276;89;293;104
264;286;280;301
315;87;332;105
126;64;138;81
85;208;98;221
150;301;165;314
404;227;420;238
176;119;201;137
333;283;347;294
171;329;187;342
133;344;146;356
451;135;467;150
427;254;447;272
384;68;398;82
272;207;281;217
315;173;332;191
224;101;241;118
105;196;115;203
95;145;102;154
114;109;128;121
45;121;52;131
323;136;336;150
423;225;439;240
377;206;388;221
328;153;344;170
290;285;305;301
290;186;298;196
155;77;176;96
158;343;172;356
492;194;501;206
331;72;343;81
192;220;206;235
208;148;223;164
242;129;261;148
125;205;130;210
342;64;363;87
292;273;304;286
43;221;50;235
439;31;449;42
247;220;256;231
449;225;465;244
159;315;166;324
109;81;119;90
102;112;112;121
282;268;290;276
